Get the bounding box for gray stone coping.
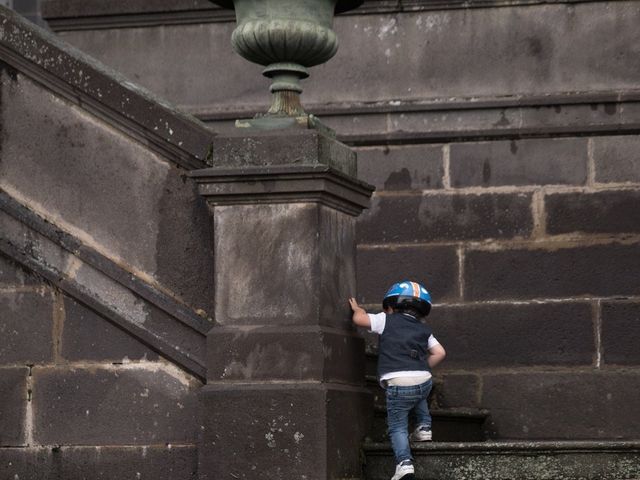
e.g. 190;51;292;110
0;6;214;170
191;164;374;216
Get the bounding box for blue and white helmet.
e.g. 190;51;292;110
382;280;432;316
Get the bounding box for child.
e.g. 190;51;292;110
349;281;446;480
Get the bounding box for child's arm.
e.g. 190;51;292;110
427;343;446;368
349;298;371;328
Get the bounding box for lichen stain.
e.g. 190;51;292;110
384;168;412;190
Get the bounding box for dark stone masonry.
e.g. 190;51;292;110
2;0;640;479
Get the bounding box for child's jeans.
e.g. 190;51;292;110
385;379;433;464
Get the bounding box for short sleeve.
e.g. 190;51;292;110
427;335;440;349
368;312;387;334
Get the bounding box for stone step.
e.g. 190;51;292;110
368;406;488;443
364;441;640;480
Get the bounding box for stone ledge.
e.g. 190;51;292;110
365;440;640;454
191;165;374;216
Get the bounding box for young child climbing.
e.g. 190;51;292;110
349;281;446;480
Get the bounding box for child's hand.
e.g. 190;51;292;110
349;297;371;327
348;297;361;312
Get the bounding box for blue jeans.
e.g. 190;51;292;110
385;380;433;464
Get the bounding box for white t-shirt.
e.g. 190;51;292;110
368;312;440;384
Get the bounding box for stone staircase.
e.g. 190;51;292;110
364;441;640;480
361;352;640;480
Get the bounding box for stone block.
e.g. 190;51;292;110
434;374;481;409
449;138;588;187
601;301;640;365
0;367;28;446
481;372;640;439
198;383;369;480
356;145;444;191
546;190;640;235
211;129;356;177
0;291;53;364
356;245;459;304
357;192;533;244
464;243;640;301
33;366;200;445
0;445;197;480
61;296;158;362
0;254;40;286
429;302;594;367
214;203;357;328
593;135;640;183
206;327;365;384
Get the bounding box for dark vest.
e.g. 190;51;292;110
378;312;433;378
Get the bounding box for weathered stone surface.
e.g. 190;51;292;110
593;135;640;184
211;129;356;177
434;374;481;409
213;203;318;326
481;372;640;439
365;441;640;480
49;3;640;110
0;367;28;446
356;245;459;304
199;383;369;480
450;138;588;187
465;243;640;301
43;0;213;17
212;203;361;329
356;145;443;191
357;192;533;243
429;302;595;367
61;296;158;362
601;301;640;366
0;254;40;286
207;327;365;384
0;73;215;314
33;366;200;445
546;190;640;235
0;205;206;378
0;291;53;364
318;207;359;330
0;445;198;479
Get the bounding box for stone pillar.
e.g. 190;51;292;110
192;126;374;480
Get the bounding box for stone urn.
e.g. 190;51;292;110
211;0;363;118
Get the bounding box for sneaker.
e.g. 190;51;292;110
410;425;432;442
391;460;415;480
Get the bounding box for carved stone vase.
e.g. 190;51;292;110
211;0;363;118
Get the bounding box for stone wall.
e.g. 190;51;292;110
0;254;201;479
29;0;640;441
356;136;640;440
